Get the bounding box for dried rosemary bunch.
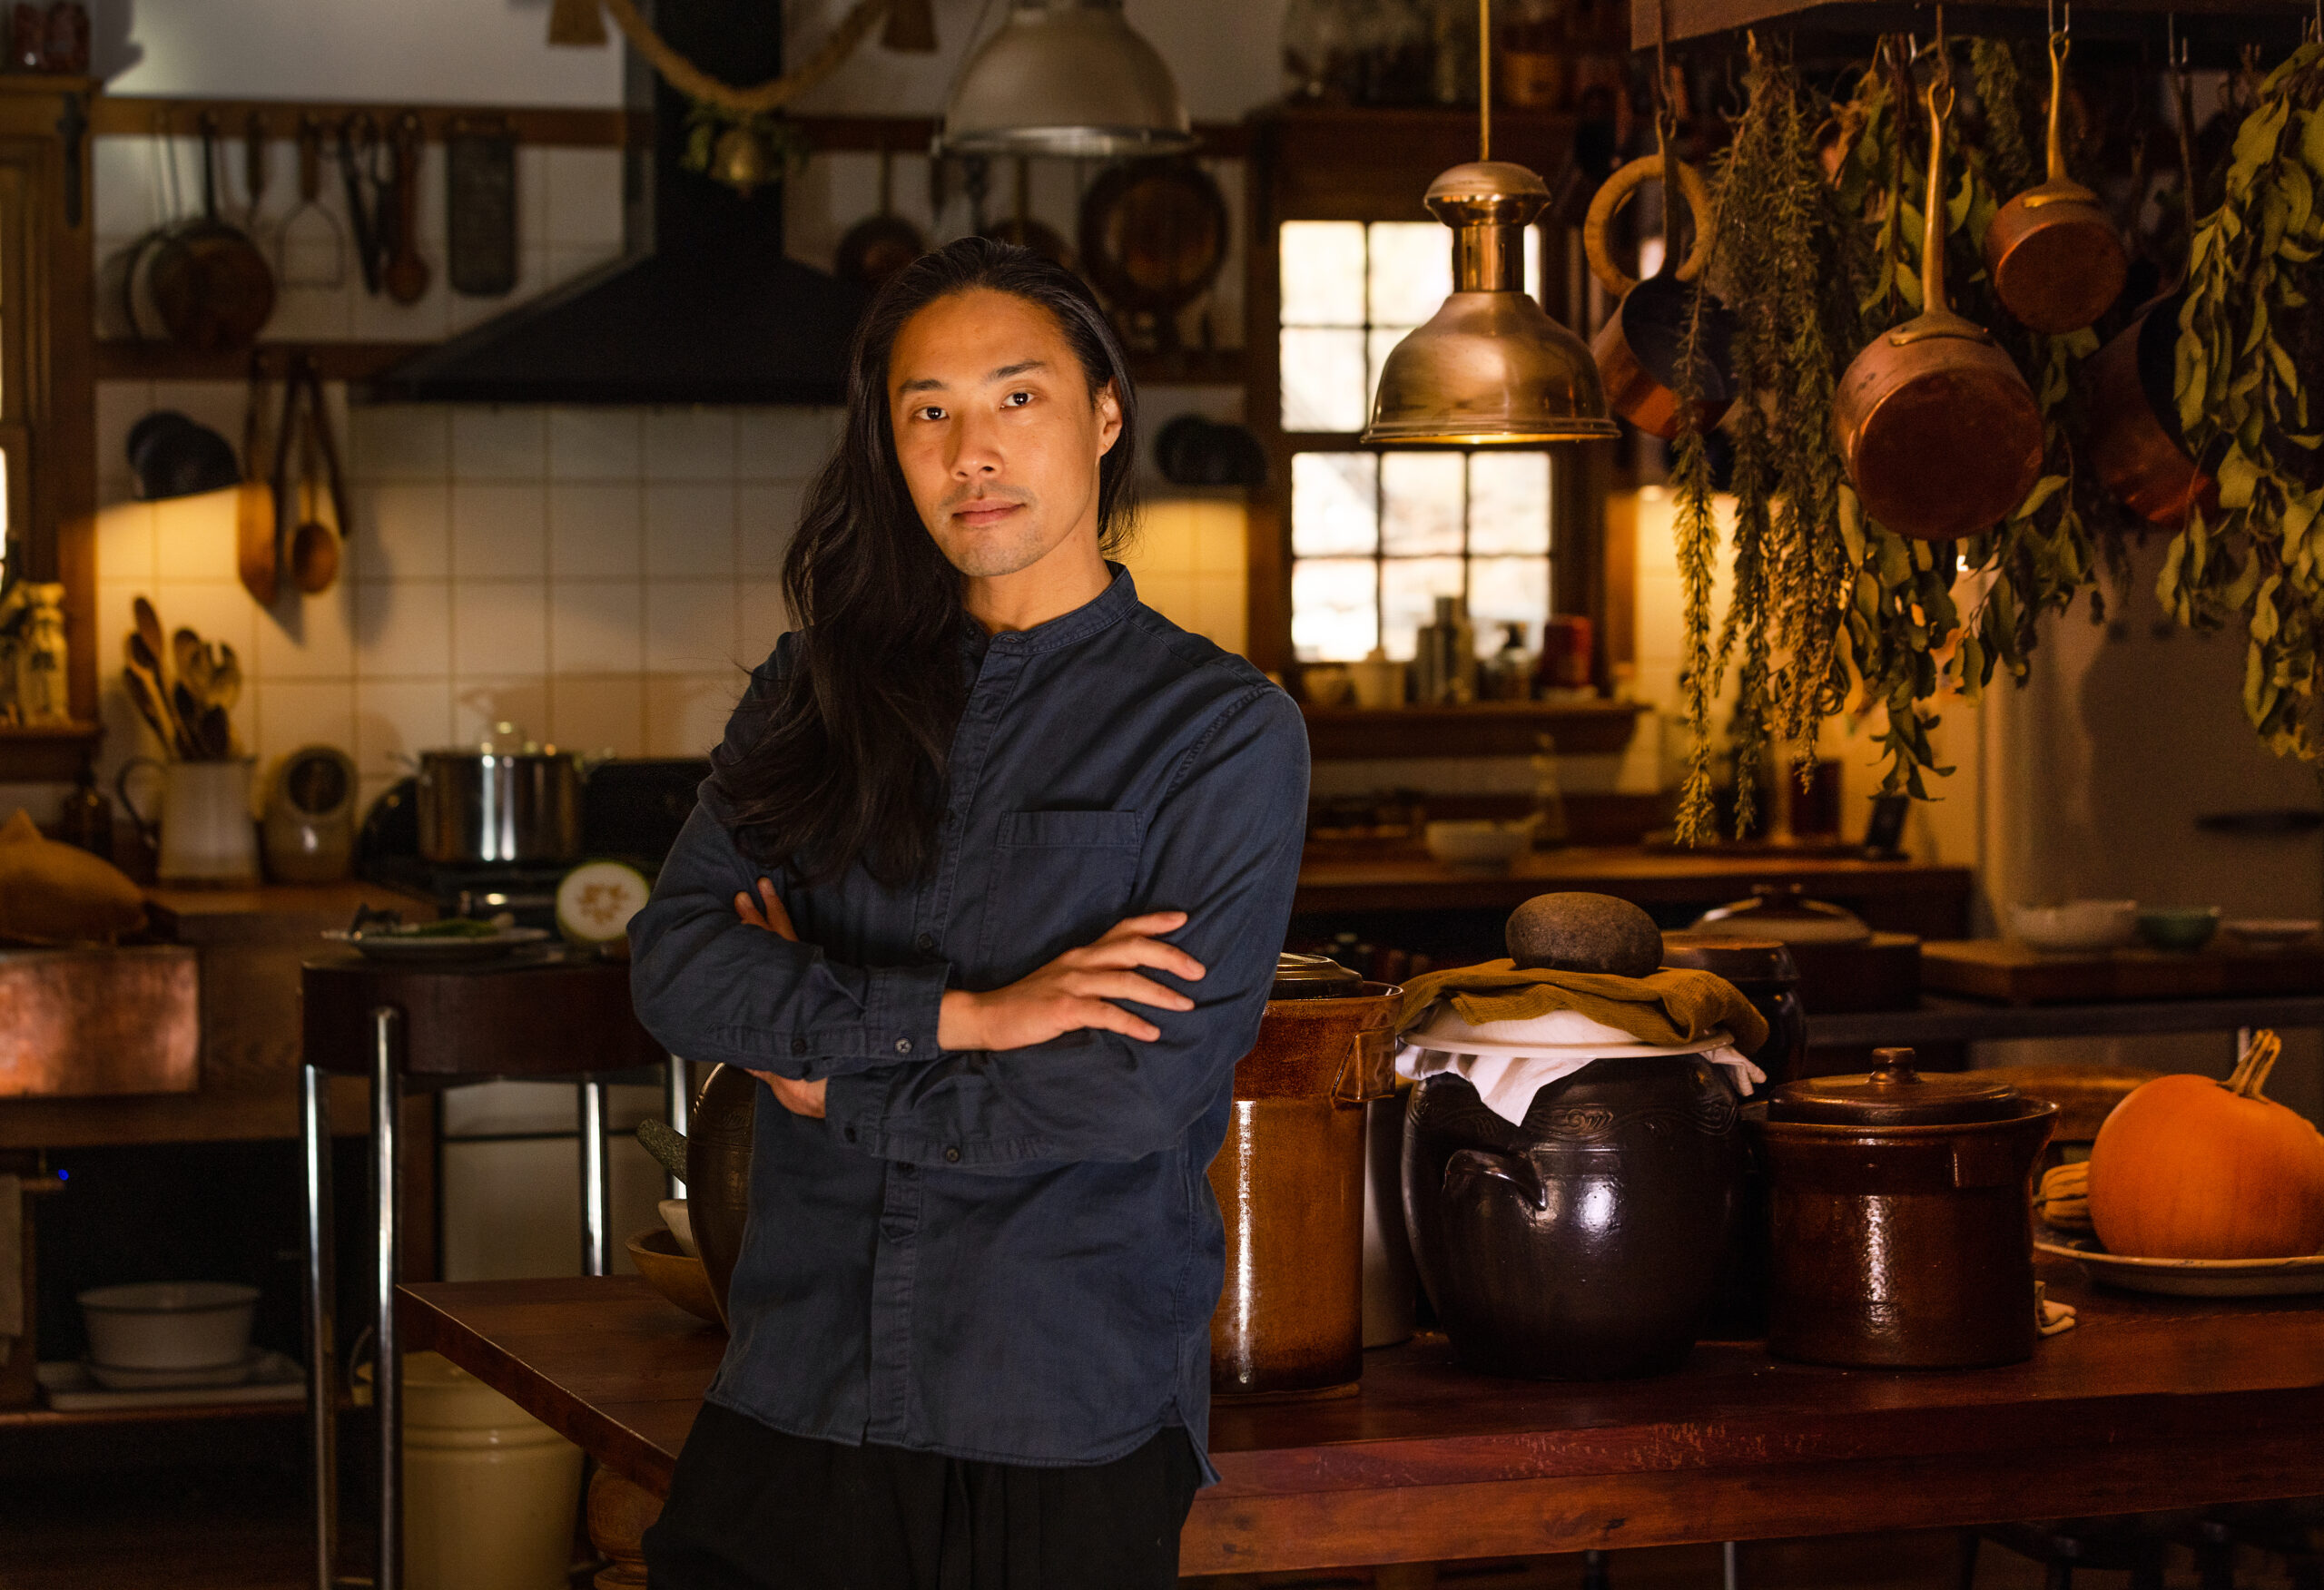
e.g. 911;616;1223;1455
1671;37;1861;842
2158;42;2324;758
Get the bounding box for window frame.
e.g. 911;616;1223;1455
1242;104;1612;690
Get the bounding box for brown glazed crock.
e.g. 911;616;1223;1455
1208;957;1403;1400
1749;1048;2056;1369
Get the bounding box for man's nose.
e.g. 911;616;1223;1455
948;413;1004;477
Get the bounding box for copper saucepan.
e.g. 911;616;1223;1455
1982;31;2127;334
2085;54;2216;525
1584;153;1734;440
1834;79;2043;543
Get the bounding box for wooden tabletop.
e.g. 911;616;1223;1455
401;1265;2324;1577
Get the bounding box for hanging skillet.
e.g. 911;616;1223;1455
1834;74;2043;543
1981;28;2127;334
836;145;928;292
2085;38;2218;525
148;112;276;354
1582;139;1733;440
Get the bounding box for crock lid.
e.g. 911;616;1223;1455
1771;1047;2022;1125
1659;932;1798;986
1272;952;1365;1000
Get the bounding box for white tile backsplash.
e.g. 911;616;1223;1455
645;581;739;675
451;581;550;675
644;482;735;578
451;407;549;479
550;580;645;675
548;483;645;579
645;408;737;482
549;407;644;482
352;579;454;677
450;481;549;579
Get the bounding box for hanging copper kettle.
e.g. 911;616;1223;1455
1981;31;2128;334
1834;76;2043;542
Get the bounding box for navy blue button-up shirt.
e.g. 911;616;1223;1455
628;567;1309;1478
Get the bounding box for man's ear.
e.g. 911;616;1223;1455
1093;379;1124;457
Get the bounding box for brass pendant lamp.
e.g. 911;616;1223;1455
1361;0;1617;446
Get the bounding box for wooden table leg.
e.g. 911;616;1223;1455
588;1467;662;1590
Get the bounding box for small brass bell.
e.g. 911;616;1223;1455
711;125;772;196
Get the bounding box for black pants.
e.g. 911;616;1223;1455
645;1403;1203;1590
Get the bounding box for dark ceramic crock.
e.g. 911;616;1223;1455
1403;1053;1745;1379
1750;1048;2056;1369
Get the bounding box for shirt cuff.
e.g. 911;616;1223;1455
864;959;950;1065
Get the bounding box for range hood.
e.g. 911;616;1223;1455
373;0;868;406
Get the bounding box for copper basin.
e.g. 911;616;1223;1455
0;946;200;1097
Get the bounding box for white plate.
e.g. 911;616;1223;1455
38;1350;305;1413
321;926;550;963
2037;1236;2324;1297
84;1350;261;1391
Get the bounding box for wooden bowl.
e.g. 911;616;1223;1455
626;1228;722;1328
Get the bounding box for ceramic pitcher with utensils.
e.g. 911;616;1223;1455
118;756;260;886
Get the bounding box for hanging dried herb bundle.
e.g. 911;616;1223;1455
1671;38;1861;842
2157;42;2324;757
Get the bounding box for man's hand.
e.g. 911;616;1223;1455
938;911;1205;1051
734;877;827;1120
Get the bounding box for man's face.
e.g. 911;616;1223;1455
887;288;1122;579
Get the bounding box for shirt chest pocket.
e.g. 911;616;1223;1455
976;810;1146;984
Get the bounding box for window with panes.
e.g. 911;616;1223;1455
1278;219;1556;663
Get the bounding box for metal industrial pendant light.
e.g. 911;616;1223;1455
940;0;1195;158
1362;0;1615;446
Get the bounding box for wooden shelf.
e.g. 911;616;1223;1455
0;721;100;782
0;1398;301;1429
97;338;1246;390
1301;700;1647;760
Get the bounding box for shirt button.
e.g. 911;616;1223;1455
915;931;936;954
944;1146;960;1163
790;1036;808;1055
894;1037;912;1055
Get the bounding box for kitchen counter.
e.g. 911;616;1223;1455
1295;846;1973;938
404;1263;2324;1578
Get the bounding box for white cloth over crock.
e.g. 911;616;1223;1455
1395;1006;1765;1127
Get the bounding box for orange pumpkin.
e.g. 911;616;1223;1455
2088;1039;2324;1260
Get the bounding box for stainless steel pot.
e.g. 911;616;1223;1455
415;744;585;865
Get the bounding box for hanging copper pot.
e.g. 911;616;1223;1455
1981;32;2128;334
1208;955;1403;1400
2085;58;2216;525
2086;288;2218;525
1834;78;2043;543
1584;153;1733;440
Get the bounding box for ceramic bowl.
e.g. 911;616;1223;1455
1423;819;1531;872
658;1197;697;1260
2224;918;2323;950
2136;907;2221;952
627;1228;722;1327
2009;900;2139;954
78;1281;260;1372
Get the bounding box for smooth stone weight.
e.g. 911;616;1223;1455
1506;892;1662;979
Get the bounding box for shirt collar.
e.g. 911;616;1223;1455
977;563;1138;656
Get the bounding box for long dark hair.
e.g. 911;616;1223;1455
710;237;1142;887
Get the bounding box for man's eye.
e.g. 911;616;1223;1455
915;405;945;421
1004;390;1032;407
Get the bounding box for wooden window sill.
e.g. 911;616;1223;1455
1300;700;1646;759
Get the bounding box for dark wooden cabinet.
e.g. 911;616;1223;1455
0;75;97;779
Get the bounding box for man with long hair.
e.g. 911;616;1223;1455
628;238;1310;1588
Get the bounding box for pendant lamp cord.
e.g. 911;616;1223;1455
1479;0;1493;162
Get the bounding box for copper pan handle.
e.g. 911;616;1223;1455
2043;31;2071;187
1920;78;1955;319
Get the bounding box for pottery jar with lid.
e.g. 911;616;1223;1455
1207;953;1403;1400
1750;1048;2056;1369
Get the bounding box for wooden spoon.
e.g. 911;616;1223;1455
120;664;176;751
133;596;168;682
206;643;241;712
382;113;430;305
172;626;210;704
125;632;187;754
289;384;340;594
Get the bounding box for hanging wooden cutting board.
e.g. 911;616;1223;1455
234;360;277;606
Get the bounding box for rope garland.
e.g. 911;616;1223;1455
556;0;893;117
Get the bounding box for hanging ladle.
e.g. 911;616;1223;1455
1980;24;2128;333
1834;70;2043;541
